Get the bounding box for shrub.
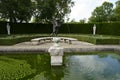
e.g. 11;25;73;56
0;56;35;80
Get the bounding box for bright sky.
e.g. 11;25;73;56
69;0;117;22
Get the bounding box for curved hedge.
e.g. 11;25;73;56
0;22;120;36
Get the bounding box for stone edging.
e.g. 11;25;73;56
0;45;119;53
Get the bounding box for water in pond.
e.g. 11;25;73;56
0;53;120;80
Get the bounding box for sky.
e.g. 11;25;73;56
69;0;117;22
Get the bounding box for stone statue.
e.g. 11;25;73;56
93;24;96;35
51;18;62;36
6;23;11;35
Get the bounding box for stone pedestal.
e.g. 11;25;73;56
51;56;63;66
48;37;64;66
48;46;63;66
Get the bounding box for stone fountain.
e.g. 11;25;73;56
48;37;64;66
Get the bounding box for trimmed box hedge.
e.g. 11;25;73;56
60;34;120;45
95;39;119;45
0;34;49;45
0;34;120;45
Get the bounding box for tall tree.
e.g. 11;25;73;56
89;1;113;23
0;0;74;23
35;0;74;23
79;19;86;24
0;0;34;23
113;0;120;21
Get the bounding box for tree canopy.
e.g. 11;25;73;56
113;0;120;21
0;0;74;23
34;0;74;23
89;0;120;23
0;0;33;23
89;1;113;23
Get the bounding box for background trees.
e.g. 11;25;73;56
0;0;74;23
0;0;33;23
113;0;120;21
34;0;74;23
89;0;120;23
89;1;113;23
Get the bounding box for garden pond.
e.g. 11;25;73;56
0;52;120;80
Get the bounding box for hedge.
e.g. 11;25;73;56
0;34;119;45
0;55;35;80
59;24;93;34
0;21;7;34
0;22;120;36
10;23;52;34
60;34;120;45
95;39;120;45
96;23;120;36
0;53;50;80
0;34;49;45
0;37;31;45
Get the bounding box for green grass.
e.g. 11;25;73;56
0;34;120;45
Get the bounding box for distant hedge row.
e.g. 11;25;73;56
60;23;120;36
0;21;120;35
0;22;53;34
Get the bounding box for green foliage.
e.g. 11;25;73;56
0;34;119;45
10;23;52;34
0;53;50;80
0;34;49;45
0;56;35;80
0;21;7;34
0;0;74;23
0;22;120;36
113;0;120;21
0;0;33;23
96;39;120;44
61;34;120;45
79;19;86;24
35;0;74;23
89;1;113;22
95;22;120;35
72;35;96;44
60;23;93;34
89;0;120;22
60;23;120;36
0;37;30;45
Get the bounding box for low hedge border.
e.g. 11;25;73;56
60;34;120;45
0;34;49;45
95;39;120;45
0;34;119;45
